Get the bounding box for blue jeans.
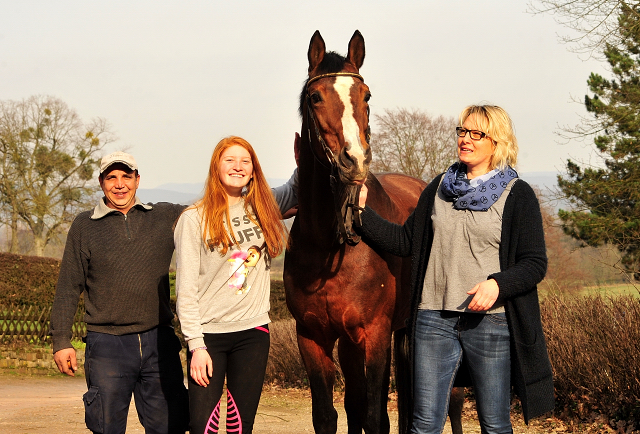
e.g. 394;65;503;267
412;310;512;434
83;326;189;434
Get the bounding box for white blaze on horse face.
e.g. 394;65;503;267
333;76;367;173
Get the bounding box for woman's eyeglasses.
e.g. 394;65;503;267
456;127;487;140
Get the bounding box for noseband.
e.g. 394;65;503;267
304;72;369;246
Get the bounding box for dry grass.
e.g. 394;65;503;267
580;283;640;298
265;319;308;387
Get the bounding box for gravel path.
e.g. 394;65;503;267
0;375;548;433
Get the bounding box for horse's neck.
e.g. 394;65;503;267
365;174;407;224
295;134;340;241
299;165;335;225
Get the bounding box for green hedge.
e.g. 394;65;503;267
0;253;292;321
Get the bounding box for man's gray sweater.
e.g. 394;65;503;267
50;199;185;353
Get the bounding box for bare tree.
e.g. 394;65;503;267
0;135;21;253
529;0;640;55
370;108;457;182
0;96;114;256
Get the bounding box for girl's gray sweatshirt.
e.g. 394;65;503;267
174;173;297;351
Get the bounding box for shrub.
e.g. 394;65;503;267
0;252;60;307
266;292;640;428
541;293;640;426
269;280;292;321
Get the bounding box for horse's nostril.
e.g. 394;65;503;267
340;148;356;168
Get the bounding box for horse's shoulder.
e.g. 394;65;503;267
367;172;425;222
374;172;426;191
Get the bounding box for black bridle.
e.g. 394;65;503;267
304;72;369;246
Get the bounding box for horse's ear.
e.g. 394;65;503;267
347;30;365;70
308;30;326;74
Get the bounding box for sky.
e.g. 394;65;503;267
0;0;609;189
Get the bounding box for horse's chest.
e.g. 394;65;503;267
287;281;371;325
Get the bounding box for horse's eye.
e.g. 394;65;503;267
364;92;372;103
310;92;322;104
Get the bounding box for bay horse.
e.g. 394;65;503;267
284;30;465;434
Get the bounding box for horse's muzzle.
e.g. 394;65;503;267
337;146;371;185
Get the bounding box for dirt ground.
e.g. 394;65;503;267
0;375;550;433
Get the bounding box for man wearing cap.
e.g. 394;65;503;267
51;151;189;434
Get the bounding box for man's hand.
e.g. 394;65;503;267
54;348;78;376
467;279;499;311
190;349;213;387
282;205;298;219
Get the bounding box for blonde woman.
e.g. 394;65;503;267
358;105;553;433
174;136;295;434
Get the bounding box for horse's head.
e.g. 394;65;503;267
299;30;372;185
297;30;371;245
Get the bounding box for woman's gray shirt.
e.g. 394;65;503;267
420;179;516;313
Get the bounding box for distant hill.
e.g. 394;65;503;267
154;182;205;195
519;171;574;212
137;178;289;205
136;189;200;205
519;171;559;193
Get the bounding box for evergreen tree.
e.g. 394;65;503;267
558;5;640;277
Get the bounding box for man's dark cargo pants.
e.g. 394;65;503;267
83;326;189;434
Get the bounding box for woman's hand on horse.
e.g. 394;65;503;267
358;183;368;208
190;348;213;387
467;278;499;311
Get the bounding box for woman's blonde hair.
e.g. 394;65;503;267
194;136;288;258
459;105;518;170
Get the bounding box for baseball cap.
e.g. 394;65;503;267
99;151;138;174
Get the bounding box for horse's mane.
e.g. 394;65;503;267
298;51;347;117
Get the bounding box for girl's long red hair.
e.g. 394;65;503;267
194;136;288;258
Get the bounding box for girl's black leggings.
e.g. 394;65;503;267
187;325;270;434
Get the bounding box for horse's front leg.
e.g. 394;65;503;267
296;324;339;434
337;336;366;434
448;387;465;434
339;325;392;434
364;328;393;434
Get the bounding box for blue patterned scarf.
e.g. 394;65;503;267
440;162;518;211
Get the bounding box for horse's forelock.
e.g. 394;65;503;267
298;51;347;117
